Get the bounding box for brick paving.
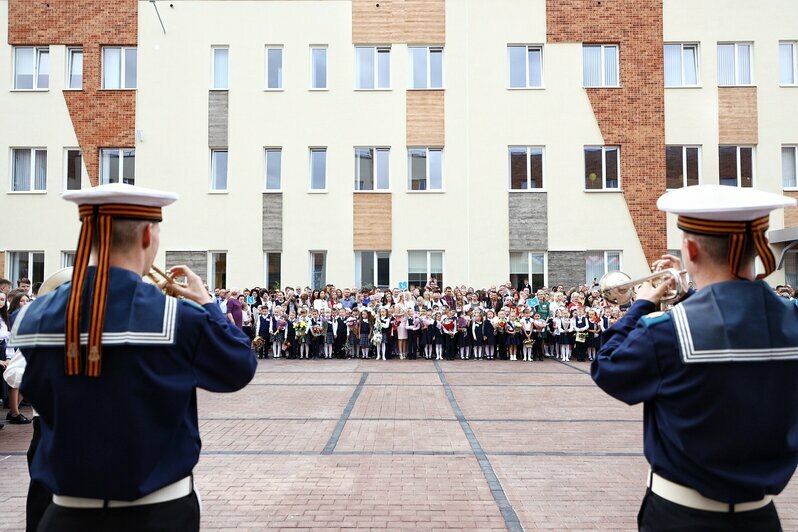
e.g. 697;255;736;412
1;358;797;530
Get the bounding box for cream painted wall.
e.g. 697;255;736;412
0;0;86;279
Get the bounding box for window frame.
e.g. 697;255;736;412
408;46;444;90
354;147;390;192
310;45;328;90
665;145;702;189
99;148;135;185
583;146;621;191
101;46;137;90
582;44;619;88
12;46;49;91
65;47;83;90
407;250;444;288
9;147;47;193
509;251;548;290
211;46;229;90
585;250;622;285
210;149;228;192
263;251;282;290
507;44;544;89
508;146;545;191
208;251;227;292
782;145;798;190
264;147;282;192
355;251;391;289
265;45;284;90
779;41;798;86
309;251;327;290
355;45;391;90
309;147;328;192
63;148;83;191
407;147;444;192
664;42;700;88
717;42;754;87
61;251;76;268
7;251;45;286
718;145;756;188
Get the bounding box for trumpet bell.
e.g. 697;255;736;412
599;271;636;305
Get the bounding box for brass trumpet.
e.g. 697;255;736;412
599;268;688;306
40;266;182;296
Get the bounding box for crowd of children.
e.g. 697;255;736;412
219;280;628;363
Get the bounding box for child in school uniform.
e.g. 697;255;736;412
521;308;534;362
471;311;485;360
456;310;471;360
323;308;335;359
483;309;497;360
419;309;433;359
433;311;445;360
358;310;373;359
406;309;420;360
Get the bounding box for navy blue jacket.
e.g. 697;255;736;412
592;281;798;503
11;267;256;501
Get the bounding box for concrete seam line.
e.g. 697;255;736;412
322;372;368;455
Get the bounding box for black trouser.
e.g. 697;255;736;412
407;331;417;359
638;490;782;532
334;335;346;358
38;491;200;532
27;417;51;532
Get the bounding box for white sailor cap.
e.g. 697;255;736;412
657;185;795;221
63;182;178;208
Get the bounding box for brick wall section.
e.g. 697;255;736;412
509;193;548;250
786;192;798;228
547;251;586;289
353;194;392;250
263;194;284;251
718;87;758;144
547;0;667;266
352;0;445;44
0;253;5;279
406;90;445;145
8;0;138;186
165;251;208;285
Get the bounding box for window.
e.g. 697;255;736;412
264;252;282;289
62;251;76;268
66;47;83;89
584;146;620;190
719;146;754;187
311;46;327;89
356;46;390;89
408;148;443;191
355;251;390;289
583;44;619;87
509;146;544;190
8;252;45;286
785;251;797;289
408;251;443;288
265;148;282;190
780;42;797;86
266;46;283;89
102;47;137;89
11;148;47;192
717;43;752;86
509;252;546;291
64;149;82;191
310;251;326;290
507;45;543;88
408;46;443;89
310;148;327;190
783;145;797;189
585;251;621;285
100;149;135;185
664;43;699;87
212;46;229;89
211;149;228;191
355;148;390;191
14;46;49;90
666;146;700;189
209;252;227;291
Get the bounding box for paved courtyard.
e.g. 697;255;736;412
1;359;797;531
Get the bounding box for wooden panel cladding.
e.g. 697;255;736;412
352;0;445;44
406;90;445;146
0;253;5;279
785;192;798;228
718;87;759;144
547;0;666;266
9;0;138;186
353;194;392;251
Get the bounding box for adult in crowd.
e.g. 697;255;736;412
592;185;798;531
11;183;256;531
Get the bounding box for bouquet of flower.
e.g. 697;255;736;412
492;317;506;329
371;331;383;346
311;324;324;337
295;320;308;339
277;319;287;333
442;318;456;337
456;316;468;330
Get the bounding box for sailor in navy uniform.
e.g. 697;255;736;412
10;184;256;532
592;185;798;531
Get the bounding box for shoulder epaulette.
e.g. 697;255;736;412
640;311;671;327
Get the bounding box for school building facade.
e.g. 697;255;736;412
1;0;797;291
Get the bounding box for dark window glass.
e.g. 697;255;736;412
719;146;738;186
585;147;603;189
666;146;684;189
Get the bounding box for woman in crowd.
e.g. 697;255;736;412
5;289;31;424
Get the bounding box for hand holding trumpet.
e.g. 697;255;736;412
153;264;213;306
637;254;684;305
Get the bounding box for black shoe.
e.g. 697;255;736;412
8;414;31;424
